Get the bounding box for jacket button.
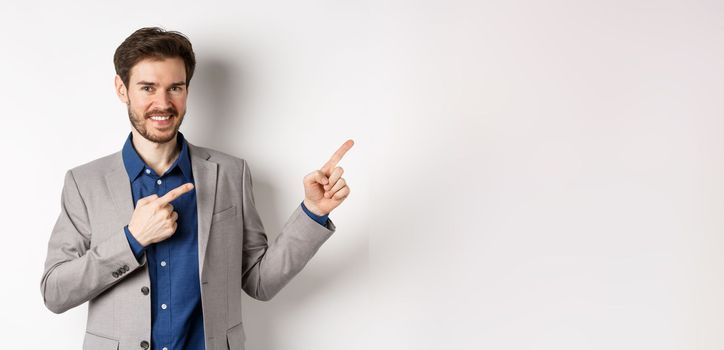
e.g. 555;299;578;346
140;340;149;349
141;286;149;295
112;272;119;278
123;265;129;272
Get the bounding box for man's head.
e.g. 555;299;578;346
113;27;196;144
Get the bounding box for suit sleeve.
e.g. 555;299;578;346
40;169;146;314
240;160;335;301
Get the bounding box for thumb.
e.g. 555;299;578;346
304;170;329;187
136;194;159;207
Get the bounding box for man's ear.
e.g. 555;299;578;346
114;74;128;104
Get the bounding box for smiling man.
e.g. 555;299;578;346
40;27;353;350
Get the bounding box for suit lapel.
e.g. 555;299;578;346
188;142;218;279
106;153;135;227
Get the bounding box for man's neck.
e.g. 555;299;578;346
130;129;181;176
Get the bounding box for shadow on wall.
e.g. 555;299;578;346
190;54;366;349
187;54;245;151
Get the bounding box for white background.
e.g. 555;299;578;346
1;0;723;349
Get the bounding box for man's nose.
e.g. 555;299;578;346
153;91;173;109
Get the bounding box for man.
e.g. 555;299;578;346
40;27;352;350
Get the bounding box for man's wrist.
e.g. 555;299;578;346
301;200;329;226
302;199;328;216
126;224;147;247
123;225;146;260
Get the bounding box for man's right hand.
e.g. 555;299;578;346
127;183;194;247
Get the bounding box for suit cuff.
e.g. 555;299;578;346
300;201;329;226
123;225;145;261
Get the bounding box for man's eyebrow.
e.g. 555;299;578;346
136;81;186;86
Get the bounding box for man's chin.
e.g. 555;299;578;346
152;133;177;144
140;128;177;144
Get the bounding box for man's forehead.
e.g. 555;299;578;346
129;57;186;84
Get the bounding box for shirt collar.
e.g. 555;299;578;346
121;131;193;182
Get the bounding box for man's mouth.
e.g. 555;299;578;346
146;114;175;127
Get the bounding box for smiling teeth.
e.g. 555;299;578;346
150;116;171;120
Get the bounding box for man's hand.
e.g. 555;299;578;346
127;183;194;247
303;140;354;216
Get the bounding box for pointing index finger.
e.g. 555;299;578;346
321;139;354;174
157;183;195;205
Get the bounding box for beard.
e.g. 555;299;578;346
127;101;184;144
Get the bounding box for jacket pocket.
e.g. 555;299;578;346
83;331;119;350
212;205;237;224
226;321;246;350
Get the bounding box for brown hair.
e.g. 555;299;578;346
113;27;196;88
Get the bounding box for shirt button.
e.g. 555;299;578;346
161;303;167;310
145;169;151;174
157;179;162;185
161;261;167;267
162;347;168;350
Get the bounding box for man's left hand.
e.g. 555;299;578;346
303;139;354;216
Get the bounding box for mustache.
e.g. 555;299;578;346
144;108;177;118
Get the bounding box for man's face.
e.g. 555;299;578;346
116;57;188;144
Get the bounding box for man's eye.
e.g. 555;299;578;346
142;86;152;91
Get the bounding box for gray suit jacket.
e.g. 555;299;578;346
40;141;335;350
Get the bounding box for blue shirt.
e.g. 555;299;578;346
121;131;328;350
